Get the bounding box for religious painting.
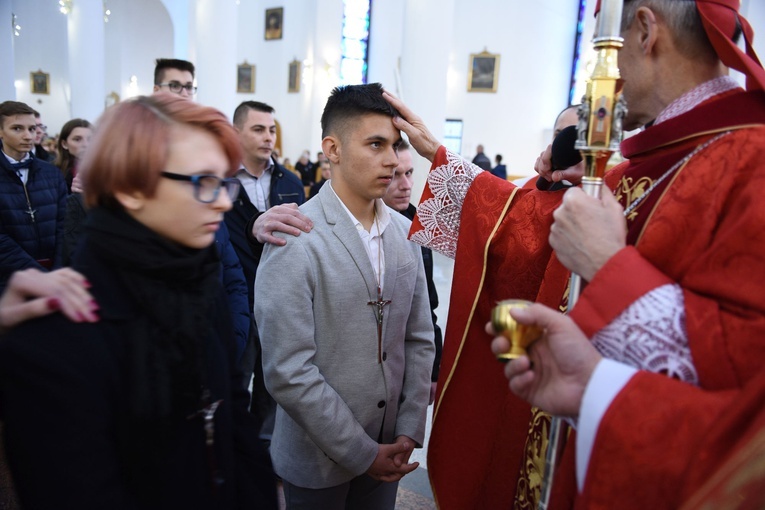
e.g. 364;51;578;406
265;7;283;40
288;59;301;93
31;70;50;95
468;51;500;93
237;62;255;93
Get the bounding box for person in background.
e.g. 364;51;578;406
294;150;314;187
471;144;491;170
227;100;305;444
153;58;197;99
381;140;442;404
308;159;331;199
32;111;54;163
0;101;68;293
55;118;92;192
490;154;506;180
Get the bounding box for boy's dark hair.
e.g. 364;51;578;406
0;101;35;128
233;101;275;128
320;83;400;138
154;58;195;85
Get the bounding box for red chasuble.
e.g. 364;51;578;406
579;369;765;510
553;89;765;509
416;89;765;510
414;147;570;509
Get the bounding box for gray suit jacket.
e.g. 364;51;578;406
254;183;435;489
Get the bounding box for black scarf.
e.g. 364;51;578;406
84;207;222;490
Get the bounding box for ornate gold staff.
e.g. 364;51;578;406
538;1;627;508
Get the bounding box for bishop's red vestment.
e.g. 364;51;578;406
412;88;765;509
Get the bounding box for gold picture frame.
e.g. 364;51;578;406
31;70;50;95
288;59;301;93
265;7;283;40
467;51;500;93
237;62;255;93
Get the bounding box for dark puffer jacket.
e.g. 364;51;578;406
0;155;67;290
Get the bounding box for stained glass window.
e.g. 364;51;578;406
340;0;371;85
569;0;587;104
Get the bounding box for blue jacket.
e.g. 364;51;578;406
0;155;67;290
225;161;305;307
215;222;251;361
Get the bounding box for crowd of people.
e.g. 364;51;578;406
1;0;764;509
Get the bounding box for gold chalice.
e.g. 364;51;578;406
491;299;543;361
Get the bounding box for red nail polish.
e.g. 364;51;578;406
90;300;100;311
75;312;86;322
46;297;61;311
82;280;92;289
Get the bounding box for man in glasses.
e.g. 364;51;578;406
32;111;54;163
153;58;197;98
148;58;251;366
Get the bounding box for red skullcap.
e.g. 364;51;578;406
595;0;765;90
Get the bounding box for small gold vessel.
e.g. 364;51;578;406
491;299;543;361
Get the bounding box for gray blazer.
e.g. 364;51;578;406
254;183;435;489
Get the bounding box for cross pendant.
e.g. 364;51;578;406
25;207;36;223
187;391;224;447
368;287;391;363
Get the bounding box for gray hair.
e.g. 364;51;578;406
621;0;718;62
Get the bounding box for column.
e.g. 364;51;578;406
193;0;237;114
400;0;456;196
0;1;16;100
68;0;106;120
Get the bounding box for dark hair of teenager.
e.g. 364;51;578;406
320;83;400;139
0;101;35;129
153;58;196;85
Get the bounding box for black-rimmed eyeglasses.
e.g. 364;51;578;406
157;81;198;94
161;171;240;203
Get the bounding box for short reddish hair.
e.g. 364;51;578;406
81;93;242;209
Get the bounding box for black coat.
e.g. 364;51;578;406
225;162;305;307
0;155;67;290
0;238;276;510
402;203;443;382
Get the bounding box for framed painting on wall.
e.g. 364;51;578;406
31;70;50;94
237;62;255;93
288;59;301;93
265;7;283;40
468;51;500;93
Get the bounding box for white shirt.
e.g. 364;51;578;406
237;161;274;211
327;181;391;292
3;151;30;184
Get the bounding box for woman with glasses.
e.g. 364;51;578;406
0;93;276;509
55;118;92;192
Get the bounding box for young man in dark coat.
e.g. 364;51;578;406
0;101;67;292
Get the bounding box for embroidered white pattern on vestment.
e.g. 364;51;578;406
655;76;740;125
591;284;698;385
410;149;483;259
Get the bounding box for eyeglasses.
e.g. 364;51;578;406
160;171;240;203
36;124;47;131
157;81;198;94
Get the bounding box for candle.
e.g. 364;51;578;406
596;0;624;38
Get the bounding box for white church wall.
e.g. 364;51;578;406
443;0;581;179
10;1;71;137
